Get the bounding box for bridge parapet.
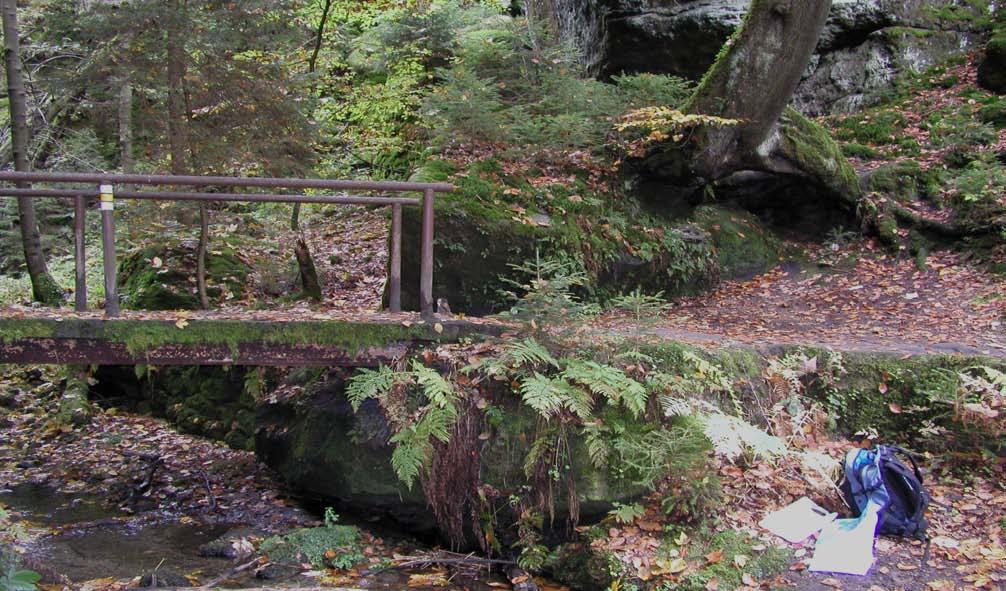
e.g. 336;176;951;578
0;171;452;318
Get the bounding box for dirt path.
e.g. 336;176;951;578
597;241;1006;358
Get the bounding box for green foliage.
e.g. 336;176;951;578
0;510;38;591
498;251;600;329
608;502;645;525
611;419;711;490
673;529;791;591
607;287;671;322
561;359;647;417
0;568;40;591
833;110;908;145
419;6;697;153
346;365;398;411
259;513;364;570
346;361;459;489
660;472;722;526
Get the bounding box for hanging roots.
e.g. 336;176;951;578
422;399;483;550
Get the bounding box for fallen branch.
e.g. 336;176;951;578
378;550;517;571
197;468;217;511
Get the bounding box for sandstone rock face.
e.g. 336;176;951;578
552;0;983;115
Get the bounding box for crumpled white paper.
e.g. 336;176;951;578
807;501;881;576
759;497;837;544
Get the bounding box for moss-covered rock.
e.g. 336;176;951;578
255;369;648;545
978;32;1006;94
57;370;92;427
118;239;250;311
692;206;781;280
861;160;943;203
395;160;718;314
777;107;862;206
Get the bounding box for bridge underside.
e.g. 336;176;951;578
0;314;500;366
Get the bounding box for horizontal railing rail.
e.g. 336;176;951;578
0;170;451;318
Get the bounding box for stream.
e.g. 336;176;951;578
1;483;517;590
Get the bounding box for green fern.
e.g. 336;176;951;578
465;338;558;378
389;428;428;490
412;361;457;410
582;422;611;469
346;365;399;411
505;338;559;369
519;373;568;418
523;433;555;479
562;359;647;417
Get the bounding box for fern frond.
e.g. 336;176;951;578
504;338;559;369
346;366;399;411
519;373;567;418
411;361;456;410
562;384;595;420
523;434;554;478
562;359;647;416
614;350;656;366
582;423;611;469
389;429;428;490
701;413;787;461
416;405;457;444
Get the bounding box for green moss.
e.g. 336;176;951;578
396;162;718;314
833;110;908;146
57;371;93;427
0;317;471;360
803;350;1006;449
841;142;880;159
138;366;255;449
31;272;65;306
548;543;619;591
978;99;1006;128
693;206;781;280
677;529;791;591
118;240;251;311
408;158;457;183
260;521;364;569
778;108;861;204
863;160;943;203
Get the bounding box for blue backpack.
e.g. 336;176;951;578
840;445;930;542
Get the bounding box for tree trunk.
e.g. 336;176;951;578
290;0;331;303
2;0;62;305
680;0;860;204
118;75;133;173
165;0;209;309
307;0;333;74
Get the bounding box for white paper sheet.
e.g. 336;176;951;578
759;497;837;543
807;501;881;576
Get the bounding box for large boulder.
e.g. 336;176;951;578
255;369;647;544
118;239;251;311
978;30;1006;94
550;0;984;115
393;161;718;315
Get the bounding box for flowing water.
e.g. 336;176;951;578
1;483;517;590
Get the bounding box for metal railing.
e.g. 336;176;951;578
0;171;452;318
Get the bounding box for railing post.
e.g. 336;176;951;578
419;188;434;319
99;184;119;317
73;194;87;312
389;203;402;313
